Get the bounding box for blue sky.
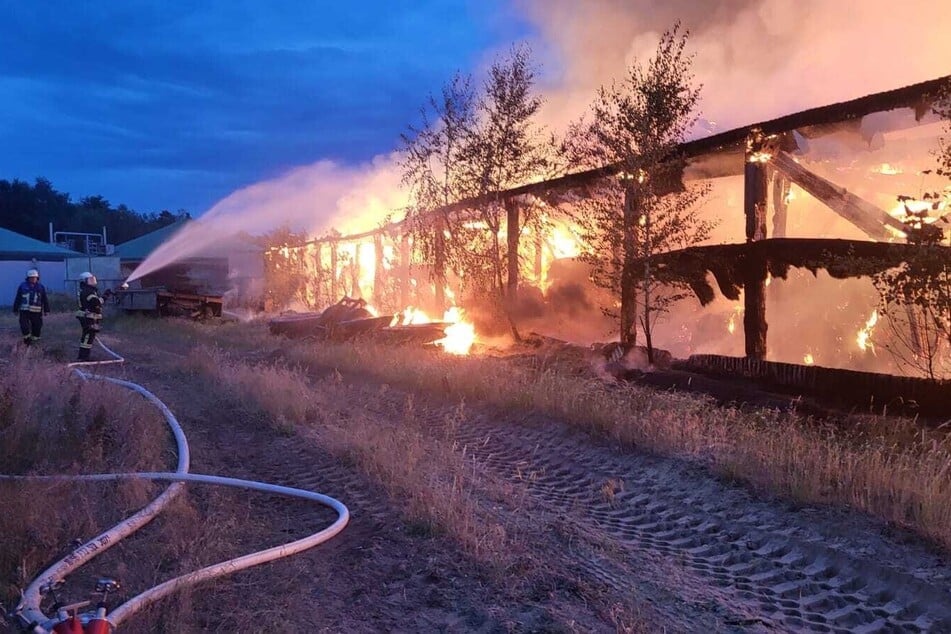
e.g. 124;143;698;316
0;1;534;215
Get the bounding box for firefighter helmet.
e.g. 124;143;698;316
79;272;93;281
26;269;39;279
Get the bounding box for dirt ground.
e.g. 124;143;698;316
3;313;951;633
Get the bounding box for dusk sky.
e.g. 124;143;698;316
0;2;533;215
2;1;948;225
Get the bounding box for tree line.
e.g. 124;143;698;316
0;176;188;245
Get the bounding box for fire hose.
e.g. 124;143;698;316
4;338;350;632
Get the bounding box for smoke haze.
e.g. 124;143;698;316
524;0;951;132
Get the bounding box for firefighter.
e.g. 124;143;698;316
77;273;104;361
12;268;50;345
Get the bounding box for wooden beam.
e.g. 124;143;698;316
373;233;384;306
769;151;907;240
744;253;768;360
399;233;411;308
745;160;769;241
314;243;323;307
351;244;361;299
772;173;790;238
434;215;446;311
330;241;338;303
505;198;520;300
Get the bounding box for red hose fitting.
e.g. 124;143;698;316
85;618;113;634
51;616;83;634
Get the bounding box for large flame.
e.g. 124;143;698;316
435;306;476;355
856;309;879;353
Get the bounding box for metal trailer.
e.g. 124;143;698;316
115;287;223;319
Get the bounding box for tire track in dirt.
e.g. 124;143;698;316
397;402;951;633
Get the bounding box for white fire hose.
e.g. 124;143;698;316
5;337;350;632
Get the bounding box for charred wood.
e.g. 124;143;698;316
769;152;907;240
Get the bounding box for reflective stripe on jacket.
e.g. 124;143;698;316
13;282;49;313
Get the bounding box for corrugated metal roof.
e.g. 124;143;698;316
0;226;83;260
114;217;189;261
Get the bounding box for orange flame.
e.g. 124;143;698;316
435;306;475;355
856;309;878;353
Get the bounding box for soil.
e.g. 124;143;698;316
4;319;951;633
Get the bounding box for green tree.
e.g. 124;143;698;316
455;44;553;338
400;72;477;310
569;24;713;362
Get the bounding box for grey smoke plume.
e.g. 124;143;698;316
522;0;951;131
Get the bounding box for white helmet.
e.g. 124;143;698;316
26;269;39;279
79;272;93;281
87;275;98;287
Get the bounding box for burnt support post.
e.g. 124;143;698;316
772;174;790;238
533;226;543;284
399;232;411;308
743;252;768;360
314;242;323;308
505;197;520;301
433;214;447;311
744;165;769;242
352;243;362;299
330;241;338;303
743;131;769;359
373;233;384;306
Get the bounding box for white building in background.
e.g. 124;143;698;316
0;226;83;302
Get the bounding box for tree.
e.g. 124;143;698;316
0;176;184;245
569;24;713;362
871;84;951;379
454;44;552;338
400;72;476;311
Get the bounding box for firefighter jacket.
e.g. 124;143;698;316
77;282;103;320
13;281;50;314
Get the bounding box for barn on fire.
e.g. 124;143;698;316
269;75;950;397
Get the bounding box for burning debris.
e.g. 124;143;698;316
268;297;475;354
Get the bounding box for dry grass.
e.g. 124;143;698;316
0;349;171;617
281;339;951;552
180;345;529;570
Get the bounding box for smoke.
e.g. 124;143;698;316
127;154;407;282
522;0;951;132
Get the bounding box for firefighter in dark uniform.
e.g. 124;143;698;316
12;268;50;345
76;273;103;361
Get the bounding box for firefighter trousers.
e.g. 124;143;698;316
77;316;99;360
19;311;43;344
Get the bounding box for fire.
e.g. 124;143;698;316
856;309;879;353
390;304;476;355
435;306;475;355
876;163;902;175
726;305;743;335
539;220;582;292
390;306;432;326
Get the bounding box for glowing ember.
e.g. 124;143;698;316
390;306;432;326
726;305;743;335
803;353;815;365
856;310;879;353
876;163;902;175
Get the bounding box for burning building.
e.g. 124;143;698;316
266;74;950;379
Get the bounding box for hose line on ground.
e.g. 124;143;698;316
5;337;349;632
